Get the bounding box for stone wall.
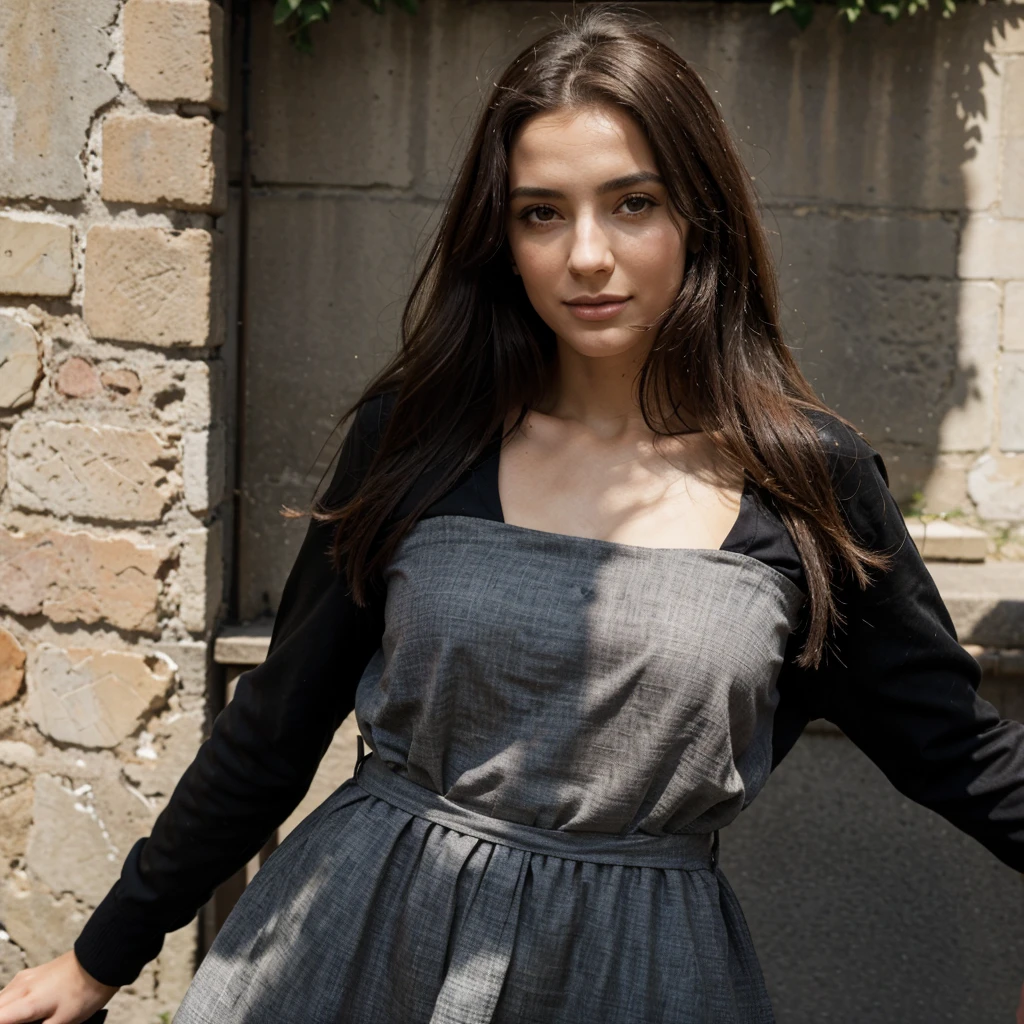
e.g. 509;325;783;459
0;1;227;1020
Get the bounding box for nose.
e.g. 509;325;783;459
567;212;614;278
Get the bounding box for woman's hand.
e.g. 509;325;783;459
0;950;118;1024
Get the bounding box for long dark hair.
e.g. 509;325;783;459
306;4;891;670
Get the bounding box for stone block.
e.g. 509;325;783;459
251;4;415;186
0;935;27;987
100;367;142;403
123;706;205;799
967;452;1024;520
769;211;968;450
1003;59;1024;218
55;356;101;398
0;218;73;296
0;627;26;705
0;873;88;965
213;624;271;667
1004;56;1024;137
990;21;1024;54
905;517;989;561
24;775;121;908
8;421;178;523
0;317;41;409
0;763;28;789
183;424;226;514
155;922;199;1009
959;216;1024;279
937;281;1000;452
178;520;224;634
999;351;1024;451
0;0;119;200
927;560;1024;647
149;358;220;428
1006;282;1024;352
26;645;177;750
0;785;33;863
124;0;226;109
1002;136;1024;220
0;742;35;770
84;225;225;347
920;453;974;514
154;639;209;702
241;193;433;616
279;711;359;840
101;112;227;213
0;527;171;634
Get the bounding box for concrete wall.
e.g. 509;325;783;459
236;4;1024;1021
238;0;1024;618
0;2;228;1019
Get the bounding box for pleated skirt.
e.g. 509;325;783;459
173;755;774;1024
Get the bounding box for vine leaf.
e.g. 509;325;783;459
273;0;416;52
273;0;964;48
273;0;302;26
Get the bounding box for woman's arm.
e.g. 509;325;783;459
773;412;1024;872
71;393;394;987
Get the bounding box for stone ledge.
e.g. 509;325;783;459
905;518;989;562
928;561;1024;649
214;623;274;666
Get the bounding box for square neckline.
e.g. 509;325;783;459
482;428;754;557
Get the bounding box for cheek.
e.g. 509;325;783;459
513;240;565;302
623;225;685;295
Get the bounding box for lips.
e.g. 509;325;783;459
565;294;630;306
564;296;631;322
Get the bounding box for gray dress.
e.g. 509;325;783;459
174;513;806;1023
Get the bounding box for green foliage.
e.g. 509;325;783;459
275;0;967;51
769;0;958;28
273;0;417;53
901;488;927;518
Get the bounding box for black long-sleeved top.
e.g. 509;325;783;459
74;393;1024;987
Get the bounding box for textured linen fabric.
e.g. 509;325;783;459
174;514;805;1023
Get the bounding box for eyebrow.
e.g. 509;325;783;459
508;171;665;201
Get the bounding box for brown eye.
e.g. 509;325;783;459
620;194;655;215
520;203;561;224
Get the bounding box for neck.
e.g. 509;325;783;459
539;334;699;438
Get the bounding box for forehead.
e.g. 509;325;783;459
508;104;658;186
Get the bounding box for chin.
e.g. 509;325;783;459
557;325;651;360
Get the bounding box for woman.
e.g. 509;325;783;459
4;6;1024;1023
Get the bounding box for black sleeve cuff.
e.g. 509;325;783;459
73;841;171;987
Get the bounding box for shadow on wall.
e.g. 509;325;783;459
707;8;1019;511
233;2;1021;620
